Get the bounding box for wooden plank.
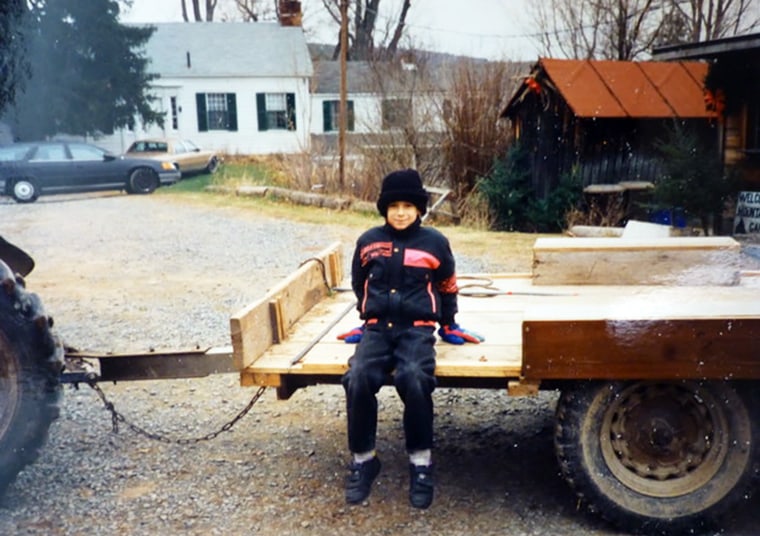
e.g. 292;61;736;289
533;236;741;286
269;299;285;343
230;242;343;370
534;236;740;251
522;318;760;380
522;284;760;321
250;341;522;376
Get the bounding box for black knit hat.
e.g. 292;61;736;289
376;169;429;217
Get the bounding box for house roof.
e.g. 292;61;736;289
652;32;760;60
132;22;313;78
503;57;714;119
311;55;510;95
311;61;379;94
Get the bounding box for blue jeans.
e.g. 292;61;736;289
342;324;437;453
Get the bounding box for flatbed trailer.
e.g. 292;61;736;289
229;237;760;534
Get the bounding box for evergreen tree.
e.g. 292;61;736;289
0;0;29;117
653;122;737;235
11;0;161;140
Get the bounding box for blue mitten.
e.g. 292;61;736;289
337;325;364;343
438;323;485;345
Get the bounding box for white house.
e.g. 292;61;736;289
309;60;450;140
96;22;313;155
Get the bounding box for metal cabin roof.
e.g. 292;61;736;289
131;22;313;79
652;32;760;60
504;58;713;119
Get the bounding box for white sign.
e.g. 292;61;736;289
734;191;760;234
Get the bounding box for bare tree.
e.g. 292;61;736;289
668;0;760;43
442;59;515;204
234;0;278;21
180;0;219;21
530;0;760;60
320;0;412;60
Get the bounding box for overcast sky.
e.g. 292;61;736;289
119;0;540;61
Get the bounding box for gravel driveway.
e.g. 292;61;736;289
1;193;758;536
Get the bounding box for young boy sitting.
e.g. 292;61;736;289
338;168;483;509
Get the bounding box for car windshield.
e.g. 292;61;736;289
129;141;168;153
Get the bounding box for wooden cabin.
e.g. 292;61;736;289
501;58;717;199
653;33;760;191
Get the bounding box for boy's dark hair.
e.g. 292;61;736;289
376;169;429;217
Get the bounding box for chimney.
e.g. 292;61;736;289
278;1;302;27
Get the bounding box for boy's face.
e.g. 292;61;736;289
386;200;420;231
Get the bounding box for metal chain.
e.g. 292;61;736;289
86;381;267;444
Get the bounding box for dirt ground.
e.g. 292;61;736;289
2;192;760;536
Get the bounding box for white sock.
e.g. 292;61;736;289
409;449;432;466
353;450;376;464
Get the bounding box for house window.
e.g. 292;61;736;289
382;98;412;130
442;98;453;122
323;100;355;132
196;93;238;132
256;92;296;131
170;97;179;130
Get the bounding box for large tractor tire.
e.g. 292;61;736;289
0;259;63;496
555;380;759;535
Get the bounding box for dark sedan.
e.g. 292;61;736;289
0;141;181;203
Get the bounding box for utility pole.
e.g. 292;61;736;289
338;0;348;189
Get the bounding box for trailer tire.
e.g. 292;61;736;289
555;381;759;535
0;260;63;497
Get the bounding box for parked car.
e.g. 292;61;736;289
0;141;181;203
124;138;220;176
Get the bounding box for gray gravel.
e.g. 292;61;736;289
1;192;759;536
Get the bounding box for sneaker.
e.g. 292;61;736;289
409;464;434;509
345;456;381;504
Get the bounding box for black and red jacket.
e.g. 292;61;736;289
351;218;458;326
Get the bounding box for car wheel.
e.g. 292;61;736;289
11;179;39;203
206;156;219;174
127;168;159;195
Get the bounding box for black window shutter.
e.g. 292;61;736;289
256;93;267;131
322;101;332;131
196;93;208;132
286;93;296;131
347;100;355;131
226;93;238;131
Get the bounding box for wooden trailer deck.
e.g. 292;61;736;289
232;239;760;399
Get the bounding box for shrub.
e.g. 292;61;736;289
477;143;582;232
652;122;737;235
